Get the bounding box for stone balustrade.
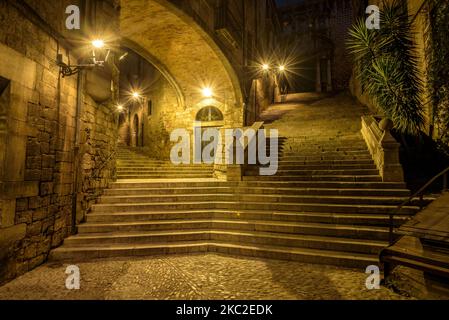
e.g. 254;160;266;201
361;116;404;182
213;122;264;181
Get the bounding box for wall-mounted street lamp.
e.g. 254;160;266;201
57;39;111;78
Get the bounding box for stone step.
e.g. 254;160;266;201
277;146;369;152
62;229;387;255
273;159;375;165
97;193;410;206
110;181;228;189
49;241;377;268
243;175;382;182
86;210;410;226
245;169;380;176
117;174;213;179
117;169;213;174
117;171;213;176
238;181;407;188
116;166;213;171
281;150;370;156
91;201;419;215
273;164;377;170
117;161;212;167
281;141;368;148
109;180;407;189
104;187;233;196
279;155;373;161
78;219;390;240
103;187;410;197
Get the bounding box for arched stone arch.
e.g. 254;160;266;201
120;0;244;126
122;38;186;109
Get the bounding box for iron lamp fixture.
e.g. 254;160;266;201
57;40;111;78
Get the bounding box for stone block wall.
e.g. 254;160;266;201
331;1;354;91
0;0;119;284
142;75;180;160
278;0;355;93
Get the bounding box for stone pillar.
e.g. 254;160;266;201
326;59;333;92
316;58;322;93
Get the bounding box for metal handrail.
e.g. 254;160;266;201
388;165;449;245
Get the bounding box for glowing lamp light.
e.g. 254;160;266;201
132;92;140;99
92;39;105;49
202;87;213;98
279;65;285;72
262;64;270;71
117;105;124;112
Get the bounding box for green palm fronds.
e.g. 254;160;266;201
347;0;425;135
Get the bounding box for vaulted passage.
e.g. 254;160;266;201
120;0;243;127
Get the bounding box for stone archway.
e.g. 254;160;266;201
120;0;244;128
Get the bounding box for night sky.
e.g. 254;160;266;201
275;0;305;7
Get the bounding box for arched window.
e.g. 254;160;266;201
195;106;224;122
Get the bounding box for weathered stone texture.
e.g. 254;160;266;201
0;0;119;285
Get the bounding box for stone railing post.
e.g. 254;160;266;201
361;116;404;182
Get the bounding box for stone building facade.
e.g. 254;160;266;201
0;0;118;284
0;0;281;284
278;0;354;92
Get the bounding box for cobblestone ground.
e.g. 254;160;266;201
0;254;412;300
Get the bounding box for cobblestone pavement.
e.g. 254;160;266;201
0;254;412;300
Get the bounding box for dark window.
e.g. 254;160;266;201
196;106;224;122
0;76;9;95
148;100;153;116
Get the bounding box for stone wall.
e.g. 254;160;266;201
278;0;354;92
332;1;354;91
0;0;119;284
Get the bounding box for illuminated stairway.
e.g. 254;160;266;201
115;148;214;179
50;94;424;268
51;147;420;268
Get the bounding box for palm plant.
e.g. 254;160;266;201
347;0;425;136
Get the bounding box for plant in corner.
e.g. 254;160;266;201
347;0;425;138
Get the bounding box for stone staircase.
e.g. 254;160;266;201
50;94;423;269
115;148;214;179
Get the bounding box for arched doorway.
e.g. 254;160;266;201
195;106;224;160
196;106;224;123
